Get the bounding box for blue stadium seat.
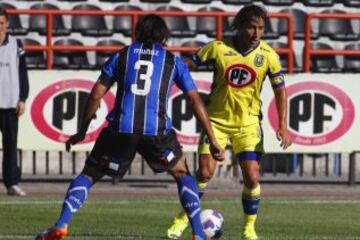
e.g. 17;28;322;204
0;3;28;35
196;7;233;38
318;9;358;41
278;8;318;40
96;39;125;68
29;3;70;36
303;0;335;7
155;6;195;37
21;38;46;69
71;4;112;37
309;42;341;73
261;0;294;6
343;43;360;73
113;5;142;36
53;39;91;69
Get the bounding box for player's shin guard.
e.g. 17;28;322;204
176;175;206;238
55;174;93;227
242;184;261;228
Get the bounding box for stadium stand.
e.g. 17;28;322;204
309;42;341;73
99;0;130;2
268;42;301;72
154;6;196;37
221;0;252;4
71;4;112;37
318;9;358;41
303;0;335;7
21;38;46;69
140;0;171;2
95;39;124;69
181;0;212;3
29;3;70;36
261;0;294;6
113;5;142;37
196;7;232;38
0;3;27;35
263;18;279;39
343;0;360;7
278;8;319;40
4;0;360;73
53;38;91;69
343;43;360;73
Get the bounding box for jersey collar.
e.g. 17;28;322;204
223;36;260;57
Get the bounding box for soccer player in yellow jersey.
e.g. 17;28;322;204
167;5;292;240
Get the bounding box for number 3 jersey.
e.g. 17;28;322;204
98;42;196;136
195;40;284;128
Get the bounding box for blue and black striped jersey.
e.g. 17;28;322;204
98;42;196;136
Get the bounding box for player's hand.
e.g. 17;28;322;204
276;128;292;150
65;132;86;152
16;101;25;117
209;142;225;161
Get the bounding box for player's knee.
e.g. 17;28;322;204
82;166;104;182
169;155;189;180
197;168;214;183
244;176;259;189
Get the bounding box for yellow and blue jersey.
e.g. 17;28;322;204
194;40;284;128
98;42;196;136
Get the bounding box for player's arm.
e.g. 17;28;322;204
65;82;108;151
273;84;292;150
186;90;224;161
175;55;224;161
66;52;119;151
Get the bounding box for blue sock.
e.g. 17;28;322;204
55;174;93;227
177;175;206;238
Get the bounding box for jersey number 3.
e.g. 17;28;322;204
131;60;154;96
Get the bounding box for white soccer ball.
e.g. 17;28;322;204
200;209;224;238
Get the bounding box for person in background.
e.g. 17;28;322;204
0;7;29;196
35;14;224;240
166;5;292;240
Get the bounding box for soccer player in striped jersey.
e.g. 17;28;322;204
35;14;224;240
167;5;292;240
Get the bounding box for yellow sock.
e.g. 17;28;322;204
242;184;261;228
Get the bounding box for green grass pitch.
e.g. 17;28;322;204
0;195;359;239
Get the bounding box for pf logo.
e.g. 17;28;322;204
268;81;355;145
225;64;256;88
31;79;115;143
169;80;211;145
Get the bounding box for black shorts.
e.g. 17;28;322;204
85;128;183;177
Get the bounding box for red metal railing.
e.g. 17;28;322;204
304;13;360;73
7;9;293;73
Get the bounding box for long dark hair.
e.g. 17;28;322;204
135;14;169;45
231;5;267;31
0;7;8;20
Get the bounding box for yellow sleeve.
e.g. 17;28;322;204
197;40;221;63
267;51;284;88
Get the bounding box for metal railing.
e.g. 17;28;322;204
7;9;294;73
304;13;360;72
1;150;358;185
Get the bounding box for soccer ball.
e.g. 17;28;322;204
200;209;224;238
